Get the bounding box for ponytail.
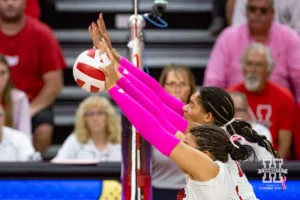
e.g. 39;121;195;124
225;119;279;159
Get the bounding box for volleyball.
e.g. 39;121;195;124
73;49;108;93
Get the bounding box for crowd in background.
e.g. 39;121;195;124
0;0;299;199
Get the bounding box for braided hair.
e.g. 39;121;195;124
190;125;255;162
197;87;280;159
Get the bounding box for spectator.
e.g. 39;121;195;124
229;91;273;160
228;43;294;159
0;105;38;161
159;64;196;104
53;96;121;162
0;0;66;154
231;0;300;35
25;0;40;19
0;54;31;138
204;0;300;101
152;64;196;200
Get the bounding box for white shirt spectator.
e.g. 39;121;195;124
232;0;300;35
53;134;122;162
0;126;36;161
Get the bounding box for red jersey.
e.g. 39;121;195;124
0;17;66;101
25;0;40;19
228;82;295;150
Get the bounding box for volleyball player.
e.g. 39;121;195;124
97;49;255;199
89;14;281;199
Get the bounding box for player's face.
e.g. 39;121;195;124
183;92;212;124
163;71;191;104
246;0;274;33
0;61;10;90
85;106;107;135
243;50;269;92
184;132;199;149
0;0;25;23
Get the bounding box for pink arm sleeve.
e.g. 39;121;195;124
117;76;179;135
119;57;185;116
109;86;180;157
118;66;188;133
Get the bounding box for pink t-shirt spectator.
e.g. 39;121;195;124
204;22;300;101
12;89;31;139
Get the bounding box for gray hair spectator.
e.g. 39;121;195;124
228;43;295;159
204;0;300;102
0;0;66;154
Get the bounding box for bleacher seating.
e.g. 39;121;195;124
42;0;216;159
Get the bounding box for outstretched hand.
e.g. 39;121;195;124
98;39;123;90
88;13;122;62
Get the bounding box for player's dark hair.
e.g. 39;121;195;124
197;87;279;159
190;125;255;162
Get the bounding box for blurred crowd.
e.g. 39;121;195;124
0;0;299;199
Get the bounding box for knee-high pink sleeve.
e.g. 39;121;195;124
109;85;180;157
119;57;185;116
118;67;188;133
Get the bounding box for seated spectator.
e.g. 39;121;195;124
153;64;196;200
0;0;66;154
228;43;295;159
0;105;38;161
231;0;300;35
53;95;121;162
204;0;300;101
159;64;196;104
0;55;31;138
229;91;273;160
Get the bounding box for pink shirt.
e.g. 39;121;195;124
204;22;300;101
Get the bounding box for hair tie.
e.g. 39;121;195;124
230;134;246;149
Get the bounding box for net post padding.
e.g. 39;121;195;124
121;14;152;200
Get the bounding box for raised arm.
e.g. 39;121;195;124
109;85;218;181
118;66;188;133
119;57;185;116
89;15;185;116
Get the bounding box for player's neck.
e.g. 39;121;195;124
0;16;26;36
91;132;108;150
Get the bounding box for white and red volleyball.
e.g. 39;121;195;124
73;49;106;93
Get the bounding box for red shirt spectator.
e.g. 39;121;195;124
228;82;295;151
0;17;65;101
25;0;40;19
